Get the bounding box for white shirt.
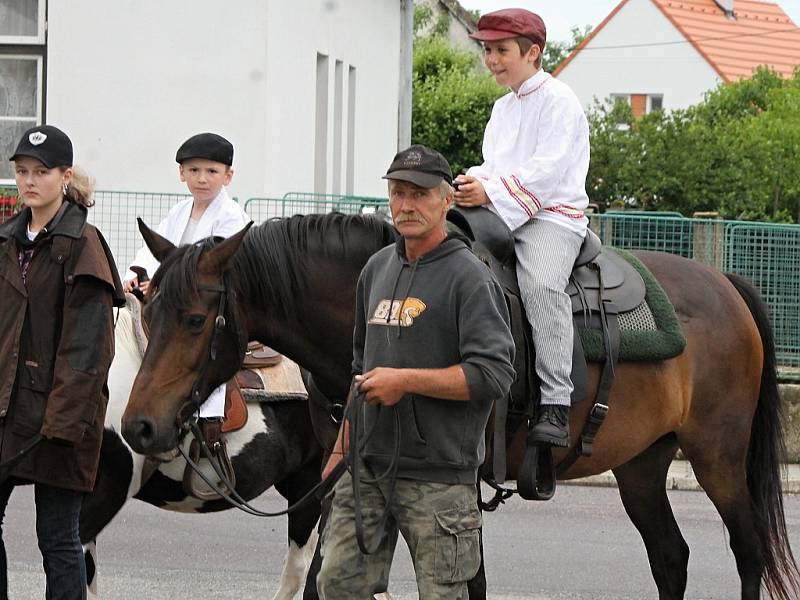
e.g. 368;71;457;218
125;187;250;281
126;186;250;418
179;218;199;246
467;69;590;236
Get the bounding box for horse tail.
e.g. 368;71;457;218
725;272;800;600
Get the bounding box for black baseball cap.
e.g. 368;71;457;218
382;144;453;188
175;132;234;166
9;125;73;168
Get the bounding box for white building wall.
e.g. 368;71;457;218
556;0;722;112
46;0;400;199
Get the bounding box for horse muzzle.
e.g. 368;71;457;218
121;413;180;455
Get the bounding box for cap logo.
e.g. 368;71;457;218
29;132;47;146
403;150;422;167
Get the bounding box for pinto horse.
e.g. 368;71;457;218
121;213;799;600
79;297;323;599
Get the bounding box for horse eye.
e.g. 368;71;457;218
185;314;206;330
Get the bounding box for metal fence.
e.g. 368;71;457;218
590;212;800;376
244;192;389;223
89;191;388;276
88;190;193;277
7;188;799;375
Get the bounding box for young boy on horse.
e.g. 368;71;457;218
454;8;591;447
317;145;515;599
123;132;249;424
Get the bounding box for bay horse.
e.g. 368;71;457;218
121;213;799;600
79;297;323;599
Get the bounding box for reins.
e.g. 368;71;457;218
177;419;345;516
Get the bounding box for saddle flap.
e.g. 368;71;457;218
222;379;248;433
567;249;646;315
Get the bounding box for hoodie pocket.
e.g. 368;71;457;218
397;397;427;459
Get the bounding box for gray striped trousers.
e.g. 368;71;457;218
514;218;584;407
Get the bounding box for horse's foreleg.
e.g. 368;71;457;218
613;434;689;600
274;465;324;600
83;540;98;599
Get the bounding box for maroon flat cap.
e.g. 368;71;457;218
469;8;546;49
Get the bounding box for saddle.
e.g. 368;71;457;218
447;207;646;501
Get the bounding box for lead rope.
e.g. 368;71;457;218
349;386;401;554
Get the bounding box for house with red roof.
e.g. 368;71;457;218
554;0;800;115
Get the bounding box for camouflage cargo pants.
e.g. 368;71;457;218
317;466;482;599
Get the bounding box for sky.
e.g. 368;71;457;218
458;0;800;43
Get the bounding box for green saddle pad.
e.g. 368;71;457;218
577;248;686;362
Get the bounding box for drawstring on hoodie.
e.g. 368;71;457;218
395;260;419;339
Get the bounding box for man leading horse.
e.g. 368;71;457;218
316;145;516;599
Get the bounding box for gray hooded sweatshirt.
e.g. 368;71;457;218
352;233;515;484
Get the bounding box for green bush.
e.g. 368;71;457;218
587;67;800;222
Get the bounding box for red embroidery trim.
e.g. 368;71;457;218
500;177;535;218
511;175;541;209
517;78;549;98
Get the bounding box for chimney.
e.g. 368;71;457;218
713;0;736;20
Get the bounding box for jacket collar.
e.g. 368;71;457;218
0;202;87;243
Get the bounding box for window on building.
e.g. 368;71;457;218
610;93;665;121
649;95;664;112
1;0;47;183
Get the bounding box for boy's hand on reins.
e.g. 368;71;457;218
355;368;406;407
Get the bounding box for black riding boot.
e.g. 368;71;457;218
529;405;570;447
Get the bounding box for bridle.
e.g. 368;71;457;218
173;269;348;516
173;268;402;535
175;270;248;429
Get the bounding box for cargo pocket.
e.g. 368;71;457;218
433;505;482;584
13;362;52;435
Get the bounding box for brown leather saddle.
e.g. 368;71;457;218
447;206;646;501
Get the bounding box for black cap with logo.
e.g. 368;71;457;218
175;132;234;166
9;125;73;168
383;144;453;188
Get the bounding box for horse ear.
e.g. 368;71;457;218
201;222;254;273
137;218;176;262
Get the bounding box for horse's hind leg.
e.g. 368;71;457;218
680;433;763;600
612;434;689;600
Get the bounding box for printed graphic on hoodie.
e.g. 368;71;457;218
368;297;427;327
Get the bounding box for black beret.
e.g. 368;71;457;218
175;133;234;166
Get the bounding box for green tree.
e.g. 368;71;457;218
587;67;800;222
542;26;591;73
411;7;504;175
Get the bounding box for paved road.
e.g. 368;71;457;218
6;484;800;599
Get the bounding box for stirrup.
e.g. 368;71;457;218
182;436;236;501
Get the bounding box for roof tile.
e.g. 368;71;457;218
652;0;800;80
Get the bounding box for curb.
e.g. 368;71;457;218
562;464;800;494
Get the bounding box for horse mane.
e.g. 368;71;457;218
235;213;396;320
150;212;396;320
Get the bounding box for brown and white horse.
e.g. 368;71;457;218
80;297;323;599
